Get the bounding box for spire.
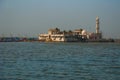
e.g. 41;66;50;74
96;16;99;33
96;16;99;20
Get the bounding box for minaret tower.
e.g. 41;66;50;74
96;16;99;34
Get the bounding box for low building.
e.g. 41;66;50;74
39;28;86;42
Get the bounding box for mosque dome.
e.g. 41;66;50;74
82;30;87;35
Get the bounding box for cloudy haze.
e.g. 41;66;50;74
0;0;120;38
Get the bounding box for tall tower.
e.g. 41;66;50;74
96;16;99;34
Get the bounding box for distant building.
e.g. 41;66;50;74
38;17;102;42
88;16;102;40
39;28;87;42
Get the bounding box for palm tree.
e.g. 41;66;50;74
55;28;59;31
63;30;67;34
68;30;73;34
80;29;83;32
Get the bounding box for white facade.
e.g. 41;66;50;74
38;17;102;41
38;28;86;42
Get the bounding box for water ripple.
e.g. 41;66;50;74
0;42;120;80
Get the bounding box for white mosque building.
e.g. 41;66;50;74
38;17;102;42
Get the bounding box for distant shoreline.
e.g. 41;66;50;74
0;37;120;43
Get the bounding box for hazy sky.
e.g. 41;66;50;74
0;0;120;38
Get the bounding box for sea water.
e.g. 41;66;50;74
0;42;120;80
